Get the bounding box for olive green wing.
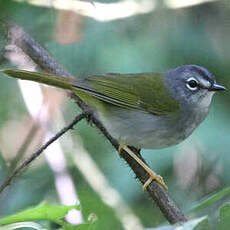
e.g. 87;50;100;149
73;73;179;116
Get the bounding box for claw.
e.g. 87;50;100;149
143;174;168;191
118;145;123;154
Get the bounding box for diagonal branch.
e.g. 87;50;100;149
3;22;187;224
0;112;87;194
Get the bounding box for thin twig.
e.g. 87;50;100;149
4;23;187;224
0;112;87;194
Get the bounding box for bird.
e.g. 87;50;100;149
1;64;226;190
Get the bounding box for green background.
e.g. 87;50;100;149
0;0;230;229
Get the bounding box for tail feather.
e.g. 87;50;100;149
1;69;73;90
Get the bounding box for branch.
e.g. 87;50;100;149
0;112;87;194
4;23;187;224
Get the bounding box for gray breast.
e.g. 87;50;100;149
96;97;211;149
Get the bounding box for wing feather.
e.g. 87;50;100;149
73;73;179;116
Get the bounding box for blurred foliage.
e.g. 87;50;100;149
0;0;230;229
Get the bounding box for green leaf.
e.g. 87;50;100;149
0;201;80;225
177;216;208;230
189;187;230;213
220;203;230;219
217;203;230;230
71;223;95;230
175;216;209;230
193;216;210;230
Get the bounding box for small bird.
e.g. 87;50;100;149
1;65;226;190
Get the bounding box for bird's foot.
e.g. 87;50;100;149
142;170;168;191
119;144;168;191
118;143;125;155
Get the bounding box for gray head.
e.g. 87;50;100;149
165;65;225;110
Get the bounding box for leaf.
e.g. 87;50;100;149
71;223;95;230
217;203;230;230
0;201;80;225
192;216;210;230
175;216;208;230
189;187;230;213
219;203;230;219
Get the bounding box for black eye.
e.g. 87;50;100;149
186;78;199;90
188;80;198;88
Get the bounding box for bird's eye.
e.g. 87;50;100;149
186;78;199;91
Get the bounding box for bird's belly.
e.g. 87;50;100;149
96;108;187;149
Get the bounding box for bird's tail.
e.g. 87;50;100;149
1;69;73;90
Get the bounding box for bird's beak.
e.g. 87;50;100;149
208;83;226;91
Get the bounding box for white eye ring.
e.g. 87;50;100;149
186;77;199;91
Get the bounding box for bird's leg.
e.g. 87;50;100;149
119;144;168;191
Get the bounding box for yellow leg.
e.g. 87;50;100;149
119;145;168;191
